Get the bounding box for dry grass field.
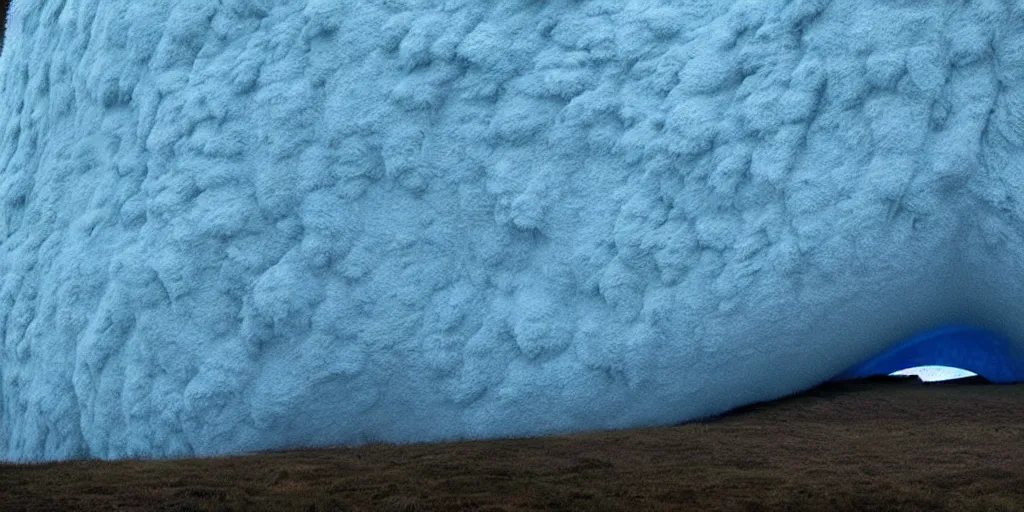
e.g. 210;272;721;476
2;375;1022;511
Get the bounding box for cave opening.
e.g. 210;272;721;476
889;365;979;382
831;325;1024;385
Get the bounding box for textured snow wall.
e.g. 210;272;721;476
2;0;1024;462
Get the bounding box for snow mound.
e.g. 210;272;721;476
2;0;1023;462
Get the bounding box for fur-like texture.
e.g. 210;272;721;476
1;0;1023;462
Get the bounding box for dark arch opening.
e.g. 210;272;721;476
831;326;1024;384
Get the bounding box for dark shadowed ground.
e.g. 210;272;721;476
1;375;1022;511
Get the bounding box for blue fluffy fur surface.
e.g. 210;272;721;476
1;0;1023;462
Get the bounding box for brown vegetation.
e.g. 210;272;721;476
2;376;1022;511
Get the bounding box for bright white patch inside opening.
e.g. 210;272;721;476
889;366;979;382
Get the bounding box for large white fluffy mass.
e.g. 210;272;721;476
2;0;1024;462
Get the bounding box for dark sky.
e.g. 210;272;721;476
0;0;8;54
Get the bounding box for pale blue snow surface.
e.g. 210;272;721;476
1;0;1024;462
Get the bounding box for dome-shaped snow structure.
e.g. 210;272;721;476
2;0;1024;462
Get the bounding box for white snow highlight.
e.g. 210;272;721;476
890;366;979;383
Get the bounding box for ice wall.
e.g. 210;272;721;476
1;0;1023;462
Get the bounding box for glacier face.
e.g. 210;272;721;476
1;0;1024;462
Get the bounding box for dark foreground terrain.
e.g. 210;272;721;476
2;376;1022;511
